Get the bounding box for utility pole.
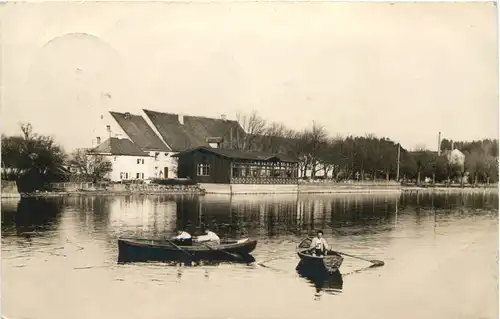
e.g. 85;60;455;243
396;143;401;182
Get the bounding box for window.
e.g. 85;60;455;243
164;153;169;156
137;159;141;164
141;173;144;179
197;163;210;176
136;173;140;179
155;152;160;160
141;159;145;164
114;157;117;162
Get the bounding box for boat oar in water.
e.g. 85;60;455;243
196;241;243;261
334;250;385;267
166;239;195;261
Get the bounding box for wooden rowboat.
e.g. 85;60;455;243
296;261;344;293
296;237;344;273
118;237;257;263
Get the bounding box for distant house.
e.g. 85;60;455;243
109;111;175;178
88;137;151;182
143;110;246;151
173;146;299;184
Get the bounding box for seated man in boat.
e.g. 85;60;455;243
310;230;329;256
171;229;193;246
194;227;221;245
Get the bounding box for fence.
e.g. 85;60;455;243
298;179;400;186
48;182;202;193
49;182;107;191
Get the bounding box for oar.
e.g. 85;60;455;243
196;241;243;261
166;239;195;261
334;251;385;267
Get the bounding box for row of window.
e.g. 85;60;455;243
195;164;298;178
113;154;172;163
232;162;298;168
232;166;296;178
119;172;145;179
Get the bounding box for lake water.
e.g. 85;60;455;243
2;191;498;319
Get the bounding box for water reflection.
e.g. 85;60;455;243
2;191;498;319
1;197;63;237
2;192;497;242
296;260;344;299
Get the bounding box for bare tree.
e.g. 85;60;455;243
318;136;344;179
258;122;297;154
234;111;267;151
70;149;112;183
20;123;33;140
296;122;329;179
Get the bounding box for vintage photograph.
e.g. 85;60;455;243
1;1;498;319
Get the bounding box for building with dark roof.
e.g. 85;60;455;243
109;111;170;152
143;109;246;151
88;137;151;181
173;146;299;185
108;111;178;179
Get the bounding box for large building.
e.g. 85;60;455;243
89;109;247;182
142;109;245;151
88;137;151;181
109;111;175;178
173;146;299;194
174;146;299;184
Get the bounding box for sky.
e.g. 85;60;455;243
1;1;498;152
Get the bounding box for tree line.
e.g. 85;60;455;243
233;111;499;184
1;124;111;192
2;119;498;191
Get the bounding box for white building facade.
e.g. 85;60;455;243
88;136;153;182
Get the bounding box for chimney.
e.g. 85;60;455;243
96;136;101;145
437;132;441;156
178;113;184;125
230;127;233;147
106;125;111;139
124;112;131;120
221;114;227;121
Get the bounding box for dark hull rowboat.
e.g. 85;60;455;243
118;237;257;262
296;261;344;292
296;237;344;273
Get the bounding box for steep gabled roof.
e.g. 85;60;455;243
89;137;150;157
109;111;170;151
172;146;298;163
143;109;245;151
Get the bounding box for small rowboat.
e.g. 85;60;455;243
296;261;344;292
296;237;344;273
118;237;257;262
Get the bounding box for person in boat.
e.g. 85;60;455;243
194;227;221;245
310;230;329;256
171;229;193;246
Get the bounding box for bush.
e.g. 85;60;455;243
151;178;197;186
